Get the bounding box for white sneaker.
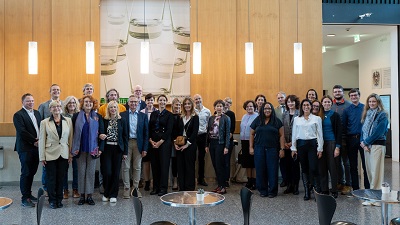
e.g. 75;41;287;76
372;202;381;207
110;197;117;203
102;196;109;202
362;200;372;206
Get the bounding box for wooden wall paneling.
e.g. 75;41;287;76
236;0;280;119
4;0;51;122
52;0;100;101
0;0;4;122
190;0;237;110
279;0;322;99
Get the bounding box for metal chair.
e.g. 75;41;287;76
390;217;400;225
314;189;357;225
132;197;177;225
241;187;253;225
36;195;45;225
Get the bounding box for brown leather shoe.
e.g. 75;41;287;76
63;190;69;199
73;189;80;198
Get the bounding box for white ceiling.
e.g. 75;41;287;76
322;25;396;51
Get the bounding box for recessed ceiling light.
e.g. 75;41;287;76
327;34;336;37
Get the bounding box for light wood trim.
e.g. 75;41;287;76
0;123;15;136
0;0;4;122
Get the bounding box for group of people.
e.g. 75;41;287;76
239;85;389;204
13;82;389;209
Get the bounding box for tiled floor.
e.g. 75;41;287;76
0;158;399;225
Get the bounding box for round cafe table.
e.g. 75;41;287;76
160;191;225;225
353;189;400;225
0;197;13;210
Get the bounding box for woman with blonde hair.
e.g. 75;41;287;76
39;100;73;209
175;97;199;191
170;98;182;190
100;100;128;203
360;93;389;205
61;96;80;199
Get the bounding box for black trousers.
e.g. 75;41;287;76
196;133;207;181
46;156;68;204
150;140;172;192
297;139;320;185
281;148;300;185
209;140;226;187
176;143;196;191
101;145;123;198
223;140;234;182
18;149;39;201
347;135;370;190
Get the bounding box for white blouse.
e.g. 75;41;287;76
291;114;324;152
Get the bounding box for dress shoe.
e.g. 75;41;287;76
331;192;338;199
197;179;208;186
292;185;299;195
217;188;227;194
123;188;131;199
63;189;69;199
78;196;85;205
212;186;221;193
86;196;95;205
29;195;38;202
57;202;64;208
341;186;352;195
283;184;293;194
21;199;35;207
150;190;159;195
158;190;167;196
280;181;287;187
49;202;57;209
144;181;151;191
73;189;80;198
268;194;277;198
260;194;267;197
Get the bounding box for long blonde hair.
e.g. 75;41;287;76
361;93;388;123
104;100;121;120
181;97;197;117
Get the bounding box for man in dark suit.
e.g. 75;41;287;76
132;85;147;111
120;95;149;198
13;93;41;207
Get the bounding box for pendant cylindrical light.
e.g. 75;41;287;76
86;41;95;74
294;43;302;74
245;42;254;74
28;41;38;75
140;41;149;74
193;42;201;74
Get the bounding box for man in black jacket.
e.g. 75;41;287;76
13;93;41;207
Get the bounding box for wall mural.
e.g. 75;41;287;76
100;0;190;103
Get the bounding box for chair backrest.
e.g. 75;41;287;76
37;187;44;200
314;189;336;225
133;197;143;225
36;195;45;225
240;187;253;225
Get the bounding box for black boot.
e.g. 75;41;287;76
293;184;299;195
302;173;310;201
283;184;293;194
144;181;150;191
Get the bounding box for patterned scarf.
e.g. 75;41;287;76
362;108;378;147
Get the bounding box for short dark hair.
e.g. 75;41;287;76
285;95;300;110
321;95;333;103
213;99;225;107
306;89;318;100
333;85;344;91
348;88;360;96
21;93;33;102
157;94;168;102
144;93;154;101
243;100;256;110
254;94;267;102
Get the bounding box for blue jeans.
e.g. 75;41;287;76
63;157;78;190
254;146;279;196
18;149;39;200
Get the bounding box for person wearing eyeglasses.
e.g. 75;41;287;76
39;100;73;209
250;102;285;198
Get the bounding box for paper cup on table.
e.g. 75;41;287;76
196;194;204;202
382;182;390;194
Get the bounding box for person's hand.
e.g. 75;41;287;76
99;134;107;140
42;160;47;166
141;151;147;157
363;146;370;152
223;148;228;155
334;147;340;158
249;147;254;155
68;156;73;164
174;144;181;151
317;151;322;159
291;151;297;158
34;141;39;147
98;151;102;156
122;155;127;160
180;144;189;151
73;150;79;155
279;149;285;158
205;147;209;153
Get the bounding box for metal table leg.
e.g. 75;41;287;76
189;208;196;225
381;202;391;225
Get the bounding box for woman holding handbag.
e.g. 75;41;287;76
174;97;199;191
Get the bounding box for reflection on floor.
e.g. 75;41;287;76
0;158;399;225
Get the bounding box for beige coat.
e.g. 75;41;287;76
39;116;73;161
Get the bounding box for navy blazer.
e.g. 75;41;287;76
103;117;129;155
13;108;41;152
120;109;149;153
